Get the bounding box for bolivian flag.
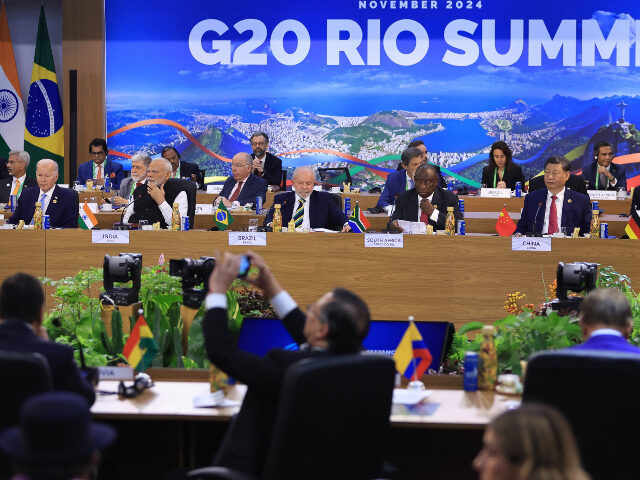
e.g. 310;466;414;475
625;208;640;239
123;311;158;372
393;321;432;381
214;201;234;230
24;5;63;179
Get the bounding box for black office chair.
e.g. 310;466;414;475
523;349;640;480
528;174;587;195
0;351;53;477
280;170;287;191
328;193;346;231
199;169;206;190
168;178;197;229
188;354;396;480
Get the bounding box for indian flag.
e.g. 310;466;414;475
0;3;25;159
347;202;370;233
78;202;97;230
122;310;158;373
24;5;63;179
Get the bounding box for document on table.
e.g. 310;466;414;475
193;391;241;408
397;220;426;234
392;389;434;405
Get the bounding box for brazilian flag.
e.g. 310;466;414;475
215;202;234;231
24;5;63;179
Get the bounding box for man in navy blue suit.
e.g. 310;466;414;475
377;147;425;211
264;166;350;231
76;138;124;190
0;273;95;404
8;159;79;229
570;288;640;354
250;132;283;188
515;156;591;236
217;153;268;209
582;141;626;191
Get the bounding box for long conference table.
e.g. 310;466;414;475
4;229;640;330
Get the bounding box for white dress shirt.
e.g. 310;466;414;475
38;188;54;214
416;192;440;224
10;174;26;196
542;188;565;234
123;188;188;226
293;194;311;230
255;155;266;171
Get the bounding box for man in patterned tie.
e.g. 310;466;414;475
0;150;36;204
264;166;351;232
110;152;151;207
515;156;591;236
8;159;79;228
217;152;267;209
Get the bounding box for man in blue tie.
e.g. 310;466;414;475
7;159;79;228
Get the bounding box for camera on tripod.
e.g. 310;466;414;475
169;257;215;309
101;253;143;306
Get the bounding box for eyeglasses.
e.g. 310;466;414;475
90;151;106;156
231;162;250;169
251;141;267;147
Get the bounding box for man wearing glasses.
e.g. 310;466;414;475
76;138;124;190
250;132;283;189
516;156;591;236
217;152;268;209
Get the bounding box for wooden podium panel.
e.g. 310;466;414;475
0;230;46;283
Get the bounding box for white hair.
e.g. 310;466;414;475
293;166;316;181
131;152;152;166
152;157;173;173
8;150;30;169
37;159;58;173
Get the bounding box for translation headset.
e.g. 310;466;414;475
118;373;154;398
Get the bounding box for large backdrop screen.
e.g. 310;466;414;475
105;0;640;189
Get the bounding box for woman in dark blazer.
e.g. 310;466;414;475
481;141;525;189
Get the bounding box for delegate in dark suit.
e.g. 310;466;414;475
176;160;205;189
76;159;125;190
582;161;626;191
203;302;322;475
377;167;446;209
0;176;37;203
264;190;348;230
219;173;268;207
528;174;588;196
570;334;640;354
0;158;8;179
251;151;283;187
515;188;591;235
0;320;95;405
8;185;79;228
481;165;525;190
389;186;462;231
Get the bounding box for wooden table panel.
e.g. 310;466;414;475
0;230;46;283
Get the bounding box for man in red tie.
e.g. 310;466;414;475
110;153;151;207
217;152;268;209
389;164;462;232
515;156;591;236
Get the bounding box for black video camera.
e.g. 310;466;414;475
101;253;143;306
169;257;215;309
549;261;598;314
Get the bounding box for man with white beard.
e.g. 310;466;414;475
110;153;152;207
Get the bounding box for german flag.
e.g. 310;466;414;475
122;310;158;372
625;208;640;239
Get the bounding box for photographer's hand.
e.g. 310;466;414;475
208;252;241;294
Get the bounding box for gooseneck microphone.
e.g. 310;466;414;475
528;201;544;237
113;192;146;230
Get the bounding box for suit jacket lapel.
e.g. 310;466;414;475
309;191;319;227
561;190;570;230
535;189;546;232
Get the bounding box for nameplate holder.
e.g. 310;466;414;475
587;190;617;201
364;233;404;248
228;231;267;246
86;202;99;213
92;230;130;244
207;185;223;194
480;188;511;198
195;204;214;215
97;366;134;381
512;237;551;252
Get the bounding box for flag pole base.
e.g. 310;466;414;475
407;380;425;391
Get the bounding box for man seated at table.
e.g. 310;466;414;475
217;152;268;209
123;158;189;228
515;156;591;236
0;273;95;405
408;139;446;188
528;172;588;196
76;138;124;190
582;141;626;191
389;164;462;232
569;288;640;353
161;146;205;189
109;152;151;207
8;159;79;229
0;150;36;204
250;131;283;188
203;251;371;475
377;147;424;212
264;166;350;232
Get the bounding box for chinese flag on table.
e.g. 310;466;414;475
496;207;516;236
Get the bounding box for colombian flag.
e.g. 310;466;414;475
24;5;63;179
347;202;370;233
122;311;158;372
214;201;234;230
393;322;433;381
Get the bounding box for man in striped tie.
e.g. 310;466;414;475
0;151;36;204
7;159;79;228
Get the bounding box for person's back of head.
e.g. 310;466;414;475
0;273;44;324
321;288;370;354
580;288;632;332
477;403;589;480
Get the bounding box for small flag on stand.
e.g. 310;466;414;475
496;207;517;236
122;310;158;372
625;209;640;239
214;202;234;231
393;321;432;381
78;202;97;229
347;202;370;233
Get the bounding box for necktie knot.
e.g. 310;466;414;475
551;195;557;201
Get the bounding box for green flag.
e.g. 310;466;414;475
214;202;234;230
24;5;63;179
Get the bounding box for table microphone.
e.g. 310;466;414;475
527;201;543;237
112;192;146;230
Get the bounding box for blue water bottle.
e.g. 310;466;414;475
458;198;465;214
104;178;110;193
447;181;453;191
9;194;17;212
344;197;351;216
255;196;262;214
515;181;522;197
463;351;479;392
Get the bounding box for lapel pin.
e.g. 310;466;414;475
53;197;58;203
568;199;572;203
